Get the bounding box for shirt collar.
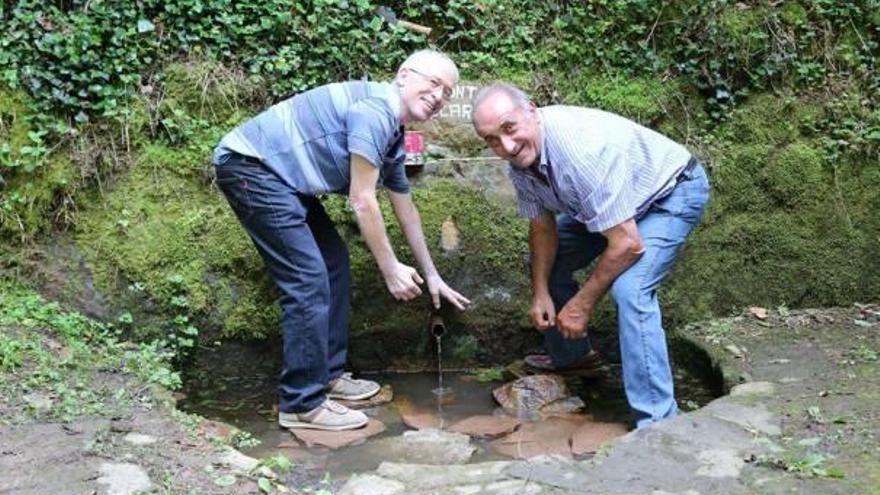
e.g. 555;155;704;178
537;112;549;172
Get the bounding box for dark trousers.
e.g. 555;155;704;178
215;152;350;413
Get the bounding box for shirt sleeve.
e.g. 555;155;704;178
346;98;396;168
569;145;638;232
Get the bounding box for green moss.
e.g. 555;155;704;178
759;141;828;208
160;60;267;126
0;88;30;149
449;334;479;362
559;73;678;124
0;88;78;239
667;208;874;319
718;5;768;44
711;144;775;213
75;143;275;340
779;2;808;26
726;94;805;145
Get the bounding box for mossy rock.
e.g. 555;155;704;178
0;87;77;239
725;94;820;146
558;72;680;124
75;143;276;341
323;178;533;368
710;143;775;213
75;153;534;366
160;61;269;127
758;141;828;208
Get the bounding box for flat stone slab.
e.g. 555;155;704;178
700;398;782;436
569;422;629;456
122;432;158;445
400;410;445;430
376;461;512;489
369;428;476;465
340;461;573;495
96;462;152;495
729;381;776;397
447;414;522;438
491;416;588;459
338;474;405;495
288;419;386;449
504;414;765;494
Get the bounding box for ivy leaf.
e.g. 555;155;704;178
137;19;155;33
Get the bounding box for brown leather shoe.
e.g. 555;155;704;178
524;350;607;378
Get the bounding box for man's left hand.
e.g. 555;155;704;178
425;274;471;310
557;298;592;339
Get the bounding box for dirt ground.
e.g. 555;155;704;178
2;301;878;494
680;304;880;493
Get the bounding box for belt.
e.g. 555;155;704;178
635;157;700;217
675;156;699;183
217;150;264;168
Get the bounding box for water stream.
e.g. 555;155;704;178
432;334;451;398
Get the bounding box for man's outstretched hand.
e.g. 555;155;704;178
383;261;424;301
425;274;470;310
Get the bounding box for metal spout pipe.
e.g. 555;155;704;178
430;314;446;338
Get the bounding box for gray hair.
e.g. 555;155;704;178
471;83;531;124
399;49;459;82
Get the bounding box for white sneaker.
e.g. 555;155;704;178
327;372;381;401
278;399;368;431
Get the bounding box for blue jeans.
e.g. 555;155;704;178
215;152;349;413
543;163;710;428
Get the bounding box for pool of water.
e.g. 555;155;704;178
180;339;717;477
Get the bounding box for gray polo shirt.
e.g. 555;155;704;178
509;106;691;232
213;80;409;195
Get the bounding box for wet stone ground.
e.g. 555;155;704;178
336;305;880;494
5;306;875;494
179;339;718;483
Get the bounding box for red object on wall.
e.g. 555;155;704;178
404;131;425;166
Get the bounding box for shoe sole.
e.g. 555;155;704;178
279;417;369;431
327;387;381;401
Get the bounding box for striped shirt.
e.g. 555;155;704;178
213;81;409;195
509;106;692;232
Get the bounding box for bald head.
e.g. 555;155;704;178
398;49;459;84
472;83;531;126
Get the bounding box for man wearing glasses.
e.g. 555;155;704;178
213;50;469;432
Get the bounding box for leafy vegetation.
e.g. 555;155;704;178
0;281;180;424
0;1;878;356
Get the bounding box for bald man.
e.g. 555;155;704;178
214;50;470;432
472;83;709;428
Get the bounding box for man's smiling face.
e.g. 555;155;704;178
473;91;542;169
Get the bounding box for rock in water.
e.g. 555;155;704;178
492;374;570;419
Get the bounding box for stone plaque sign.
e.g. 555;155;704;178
437;82;480;122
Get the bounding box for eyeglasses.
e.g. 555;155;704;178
406;66;454;101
